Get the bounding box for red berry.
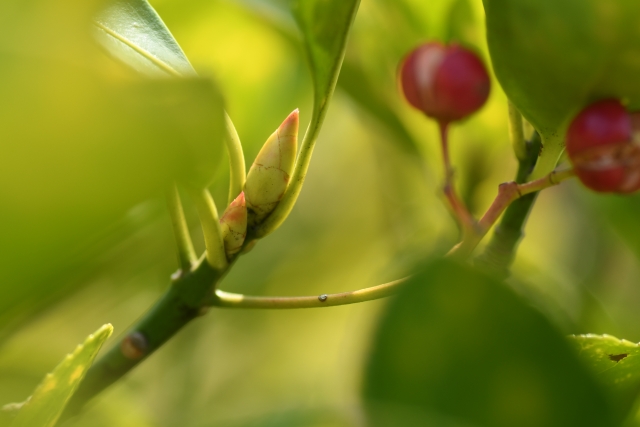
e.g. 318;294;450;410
399;42;490;124
566;99;640;193
566;100;630;158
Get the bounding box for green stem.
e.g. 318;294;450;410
186;187;228;271
475;130;543;277
224;113;246;205
166;184;197;273
212;278;407;309
63;260;221;418
62;260;403;417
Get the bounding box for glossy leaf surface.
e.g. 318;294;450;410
570;334;640;423
10;324;113;427
95;0;196;77
364;259;613;427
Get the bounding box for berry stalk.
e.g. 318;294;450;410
439;122;477;237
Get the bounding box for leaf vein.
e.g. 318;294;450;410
94;21;182;77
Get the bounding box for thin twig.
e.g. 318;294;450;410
211;278;408;309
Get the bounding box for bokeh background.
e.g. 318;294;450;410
3;0;640;426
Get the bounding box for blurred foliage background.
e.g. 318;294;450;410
4;0;640;426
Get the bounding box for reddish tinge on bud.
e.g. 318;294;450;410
399;42;490;124
566;99;640;193
245;109;299;226
219;192;247;258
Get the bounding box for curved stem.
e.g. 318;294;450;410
62;264;405;418
211;278;407;309
224;113;246;206
186;187;228;271
166;184;197;273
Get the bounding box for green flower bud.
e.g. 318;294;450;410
219;192;247;257
245;109;299;225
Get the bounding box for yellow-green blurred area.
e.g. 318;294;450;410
4;0;640;426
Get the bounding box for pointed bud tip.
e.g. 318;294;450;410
278;109;299;135
230;191;246;207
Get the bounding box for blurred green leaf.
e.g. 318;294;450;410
445;0;480;47
363;258;613;427
291;0;360;115
570;334;640;424
0;0;225;334
95;0;224;188
9;324;113;427
337;61;422;157
483;0;640;175
587;193;640;260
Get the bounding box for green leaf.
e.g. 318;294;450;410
363;259;614;427
587;193;640;260
337;60;422;157
570;334;640;424
94;0;196;78
445;0;480;47
291;0;360;116
483;0;640;177
9;324;113;427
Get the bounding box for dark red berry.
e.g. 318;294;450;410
566;100;630;158
399;42;490;124
566;99;640;193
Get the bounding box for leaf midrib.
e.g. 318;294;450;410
94;21;182;77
